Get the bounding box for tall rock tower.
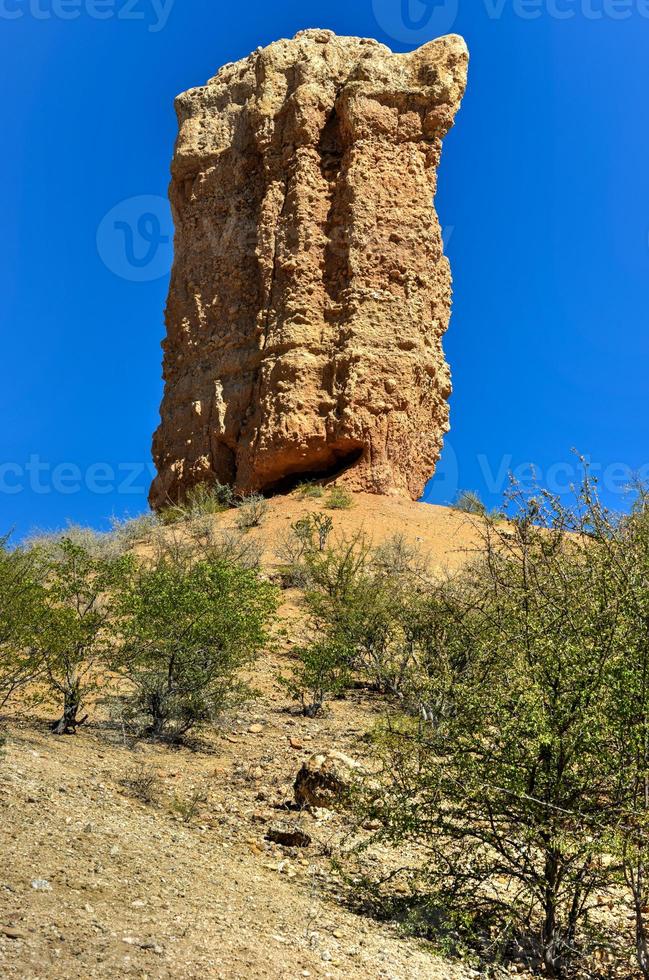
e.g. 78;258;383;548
150;29;468;508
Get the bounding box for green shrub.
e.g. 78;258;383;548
311;513;334;550
355;477;641;975
289;515;317;552
279;639;350;717
325;486;354;510
302;534;428;697
116;552;277;741
297;481;325;500
597;487;649;977
275;513;334;587
32;539;132;734
0;537;48;708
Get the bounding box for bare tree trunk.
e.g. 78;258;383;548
628;860;649;978
631;634;649;976
145;691;168;738
542;851;564;979
635;892;649;977
51;683;86;735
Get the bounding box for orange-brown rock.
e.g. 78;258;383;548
150;29;468;508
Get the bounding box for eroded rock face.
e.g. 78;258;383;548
150;29;468;508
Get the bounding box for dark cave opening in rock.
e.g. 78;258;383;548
257;443;365;496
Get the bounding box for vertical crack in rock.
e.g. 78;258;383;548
249;172;290;464
150;29;469;507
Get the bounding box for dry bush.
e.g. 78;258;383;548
109;513;161;552
170;783;210;823
121;766;163;805
373;533;429;581
275;513;334;588
160;482;234;525
235;493;268;530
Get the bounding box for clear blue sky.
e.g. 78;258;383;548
2;0;648;538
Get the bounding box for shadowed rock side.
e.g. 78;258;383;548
150;29;468;508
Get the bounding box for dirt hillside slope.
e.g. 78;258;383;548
0;494;482;980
